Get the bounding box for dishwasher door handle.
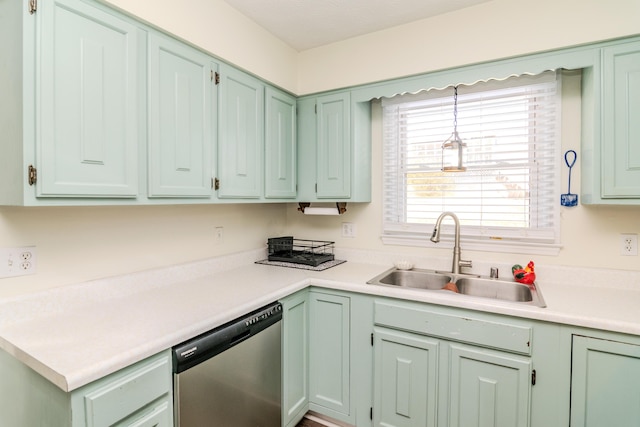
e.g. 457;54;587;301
229;330;251;347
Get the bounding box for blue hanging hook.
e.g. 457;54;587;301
561;150;578;207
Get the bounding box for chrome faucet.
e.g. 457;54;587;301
430;211;472;274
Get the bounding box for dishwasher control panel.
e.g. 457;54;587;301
245;303;282;326
172;301;282;373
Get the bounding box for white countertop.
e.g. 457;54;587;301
0;248;638;392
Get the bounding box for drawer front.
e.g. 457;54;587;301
374;301;532;355
125;400;172;427
83;352;172;427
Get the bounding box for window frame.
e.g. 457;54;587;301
380;72;564;256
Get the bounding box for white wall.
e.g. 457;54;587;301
0;204;287;297
103;0;299;92
285;73;640;273
297;0;640;94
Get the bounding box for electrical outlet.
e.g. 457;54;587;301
342;222;356;238
0;246;37;278
214;227;224;244
621;234;638;256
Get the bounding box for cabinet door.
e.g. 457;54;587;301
281;291;309;427
373;328;439;427
148;32;215;197
571;335;640;427
602;41;640;198
308;292;350;418
38;0;139;197
265;87;296;198
295;97;318;201
218;64;264;198
316;93;351;198
448;343;531;427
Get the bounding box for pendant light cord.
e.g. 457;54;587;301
453;85;458;134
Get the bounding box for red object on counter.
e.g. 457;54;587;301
512;261;536;285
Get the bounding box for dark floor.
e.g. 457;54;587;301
296;418;326;427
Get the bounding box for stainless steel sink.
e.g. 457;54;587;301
374;269;453;290
456;277;536;303
367;267;546;307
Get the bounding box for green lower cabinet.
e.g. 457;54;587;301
281;290;310;427
373;328;439;427
73;350;174;427
308;291;352;422
448;343;531;427
372;297;539;427
371;331;532;427
282;289;373;427
571;335;640;426
0;349;173;427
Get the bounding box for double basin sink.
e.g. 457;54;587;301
367;267;546;307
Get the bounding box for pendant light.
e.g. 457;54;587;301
441;85;467;172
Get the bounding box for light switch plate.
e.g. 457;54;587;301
342;222;356;238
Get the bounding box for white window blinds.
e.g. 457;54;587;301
382;71;561;252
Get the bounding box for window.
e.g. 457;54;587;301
382;71;561;255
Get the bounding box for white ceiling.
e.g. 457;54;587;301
223;0;492;51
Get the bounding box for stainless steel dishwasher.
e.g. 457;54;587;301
172;302;282;427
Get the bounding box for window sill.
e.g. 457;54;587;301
381;234;562;256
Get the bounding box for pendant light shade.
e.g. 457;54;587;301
441;86;466;172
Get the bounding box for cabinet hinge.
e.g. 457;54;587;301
370;407;373;420
315;183;317;193
371;332;374;346
28;0;37;14
314;104;317;114
214;177;220;190
214;71;220;85
28;165;37;185
531;369;536;386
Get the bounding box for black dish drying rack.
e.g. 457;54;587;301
267;237;335;267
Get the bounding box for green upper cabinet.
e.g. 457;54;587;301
217;63;264;198
148;32;217;198
37;0;141;198
316;93;351;199
601;41;640;199
265;87;297;199
297;90;372;202
571;335;640;427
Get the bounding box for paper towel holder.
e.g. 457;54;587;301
298;202;347;215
